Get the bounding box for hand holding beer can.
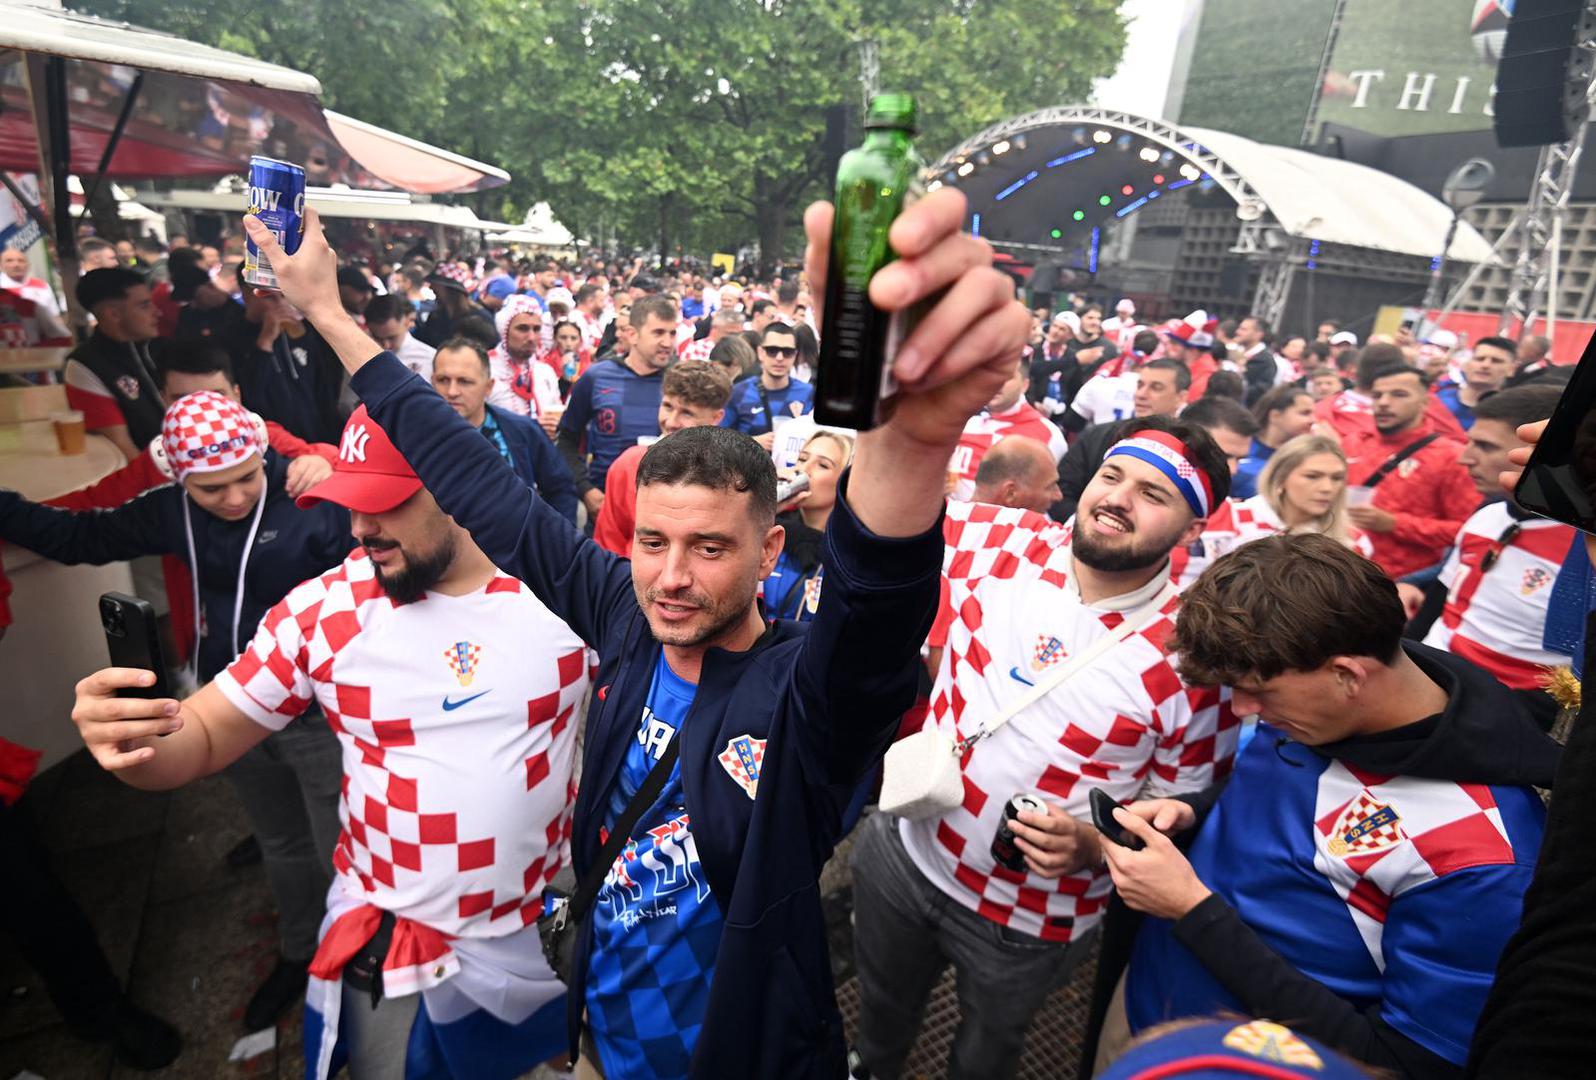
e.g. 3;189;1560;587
243;156;307;292
990;792;1047;873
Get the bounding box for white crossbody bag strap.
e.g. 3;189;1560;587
953;581;1178;754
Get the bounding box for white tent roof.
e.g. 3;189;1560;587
1181;127;1493;263
488;203;574;248
134;185;490;229
0;1;320;93
931;106;1494;263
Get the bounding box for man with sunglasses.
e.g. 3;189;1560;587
723;320;814;449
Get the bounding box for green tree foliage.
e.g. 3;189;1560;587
77;0;1125;265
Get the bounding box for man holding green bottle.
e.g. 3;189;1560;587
228;92;1030;1078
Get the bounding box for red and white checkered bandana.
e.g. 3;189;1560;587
160;391;267;481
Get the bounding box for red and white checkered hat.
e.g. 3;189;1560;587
427;262;475;295
159;391;267;482
1164;309;1218;350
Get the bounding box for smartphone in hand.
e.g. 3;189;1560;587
100;592;174;701
1089;787;1145;851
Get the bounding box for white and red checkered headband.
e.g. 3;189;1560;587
159;391;268;482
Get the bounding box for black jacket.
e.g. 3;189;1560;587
66;331;165;444
227;321;348;446
1466;616;1595;1077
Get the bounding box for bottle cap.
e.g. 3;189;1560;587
864;92;918;132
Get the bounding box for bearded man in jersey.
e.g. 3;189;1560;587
231;193;1027;1079
856;416;1237;1080
69;409;592;1080
1095;534;1557;1078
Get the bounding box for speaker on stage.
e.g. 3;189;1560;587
1493;0;1596;148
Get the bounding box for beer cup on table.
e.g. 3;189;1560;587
51;409;86;455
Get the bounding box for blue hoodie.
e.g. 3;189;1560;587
351;352;942;1078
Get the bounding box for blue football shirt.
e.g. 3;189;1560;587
586;655;721;1080
721;375;815;434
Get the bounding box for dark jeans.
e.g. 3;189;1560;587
223;708;342;960
851;812;1093;1080
0;798;122;1027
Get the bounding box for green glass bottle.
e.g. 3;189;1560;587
815;92;926;430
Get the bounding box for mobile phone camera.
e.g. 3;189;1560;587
100;599;126;637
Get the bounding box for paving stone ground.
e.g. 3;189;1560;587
1;758;1091;1079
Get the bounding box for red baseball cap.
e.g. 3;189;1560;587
295;406;423;513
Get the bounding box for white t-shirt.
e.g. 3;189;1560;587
395;333;437;382
1068;370;1137;427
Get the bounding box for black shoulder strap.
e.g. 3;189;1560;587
1363;433;1440;489
566;731;681;925
756;381;776;435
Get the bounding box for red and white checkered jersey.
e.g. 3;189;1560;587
1423;502;1573;689
903;500;1237;943
216;551;591;939
677;336;715;364
949;401;1067;501
1169;496;1371;588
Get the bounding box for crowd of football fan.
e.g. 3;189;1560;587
0;204;1591;1080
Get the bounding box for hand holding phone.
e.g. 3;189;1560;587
100;592;174;701
1089;788;1145;851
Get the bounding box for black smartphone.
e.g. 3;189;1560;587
1515;331;1596;533
99;592;175;700
1089;787;1144;851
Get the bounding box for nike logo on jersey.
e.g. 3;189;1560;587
441;690;492;711
1009;666;1036;687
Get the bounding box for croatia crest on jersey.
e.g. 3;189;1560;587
1326;792;1404;857
444;640;482;687
1030;634;1068;674
717;734;766;800
1522;567;1553;595
1221;1020;1324;1069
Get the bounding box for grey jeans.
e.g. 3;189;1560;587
851;812;1093;1080
224;707;343;960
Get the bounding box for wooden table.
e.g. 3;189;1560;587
0;420;135;772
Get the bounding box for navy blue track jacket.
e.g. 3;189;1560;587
484;403;578;524
351;351;942;1078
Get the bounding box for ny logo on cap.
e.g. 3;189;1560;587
340;424;371;463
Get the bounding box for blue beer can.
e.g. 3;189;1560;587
243;155;306;291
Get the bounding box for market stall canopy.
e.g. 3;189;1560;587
136;184;493;229
0;1;333;178
0;3;508;194
325;111;507;195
